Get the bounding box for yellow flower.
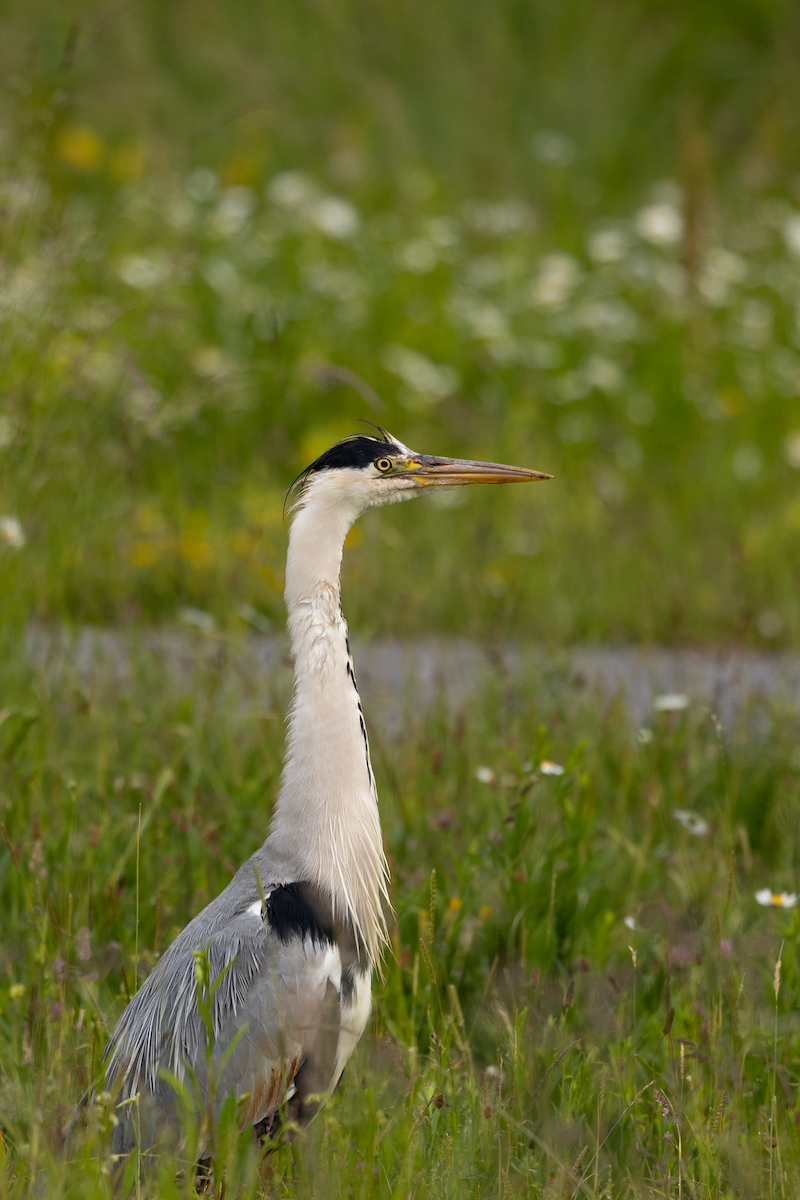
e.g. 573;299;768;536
56;126;102;170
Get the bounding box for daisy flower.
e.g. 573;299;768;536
755;889;798;908
673;809;709;836
540;760;565;776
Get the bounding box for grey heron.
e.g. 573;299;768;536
103;429;551;1156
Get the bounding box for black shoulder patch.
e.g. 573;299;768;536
306;435;402;474
266;883;335;946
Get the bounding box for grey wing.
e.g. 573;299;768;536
105;897;358;1154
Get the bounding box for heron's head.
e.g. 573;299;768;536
288;428;552;521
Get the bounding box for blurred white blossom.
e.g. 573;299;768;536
783;213;800;258
584;355;623;392
268;170;316;208
756;610;783;639
529;254;580;308
588;227;628;263
626;394;656;425
783;430;800;468
0;263;48;316
733;299;772;349
635;202;683;246
574;298;637;341
463;199;534;236
540;760;564;776
0;516;25;548
698;248;746;306
399;239;439;274
475;766;496;784
0;414;18;449
202;257;240;294
732;443;762;482
117;253;171;290
382;344;459;399
185;168;218;202
178;606;216;632
191;345;231;379
308;196;359;239
531;130;575;165
211;186;256;237
0;176;48;214
425;216;460;246
654;693;689;712
673;809;709;836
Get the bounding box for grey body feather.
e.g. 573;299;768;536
105;837;369;1155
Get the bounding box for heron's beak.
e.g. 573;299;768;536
398;455;553;487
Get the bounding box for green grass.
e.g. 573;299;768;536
1;634;800;1196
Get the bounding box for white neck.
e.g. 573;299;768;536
267;472;390;962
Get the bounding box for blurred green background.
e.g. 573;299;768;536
3;0;800;643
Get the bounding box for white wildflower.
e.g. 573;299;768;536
0;414;18;449
117;253;171;290
463;199;534;236
574;298;637;341
540;760;564;776
635;202;684;246
268;170;316;208
531;131;575;165
178;607;216;632
732;444;762;482
185;168;218;202
425;216;460;246
475;766;496;784
784;214;800;258
697;248;746;306
308;196;359;239
584;355;622;393
755;889;798;908
191;345;230;379
211;186;256;237
673;809;709;837
381;344;459;399
588;228;628;263
399;239;438;274
654;694;689;712
783;431;800;469
529;253;580;308
0;516;25;548
626;395;656;425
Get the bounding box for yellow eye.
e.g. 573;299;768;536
376;457;393;473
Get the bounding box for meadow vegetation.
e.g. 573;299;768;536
2;638;800;1196
2;0;800;1194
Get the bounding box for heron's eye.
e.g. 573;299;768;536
375;457;393;473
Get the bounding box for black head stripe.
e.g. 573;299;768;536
306;435;402;473
285;433;403;513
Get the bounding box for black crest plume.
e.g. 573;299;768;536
285;429;403;514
